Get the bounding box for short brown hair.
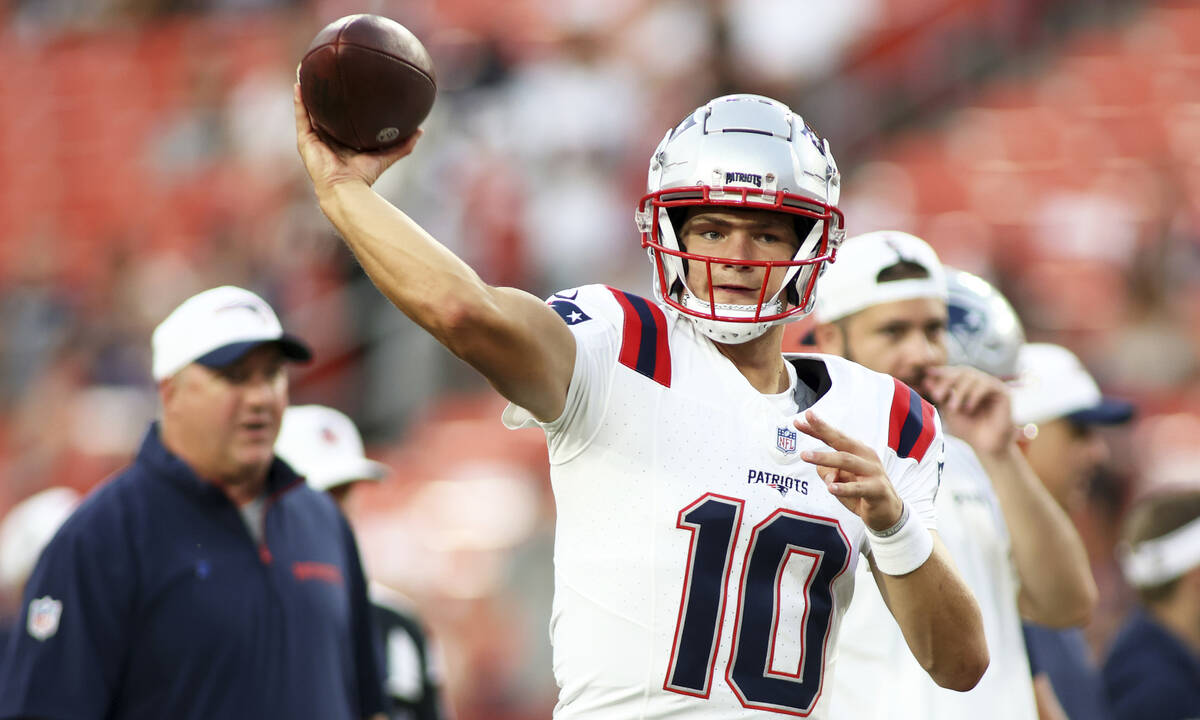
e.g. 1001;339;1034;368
876;260;930;283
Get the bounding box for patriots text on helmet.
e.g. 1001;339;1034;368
724;171;763;187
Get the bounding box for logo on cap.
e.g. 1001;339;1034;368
215;301;270;323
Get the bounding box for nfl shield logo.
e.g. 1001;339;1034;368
776;427;798;454
27;596;62;641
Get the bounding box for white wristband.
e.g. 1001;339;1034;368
867;503;934;576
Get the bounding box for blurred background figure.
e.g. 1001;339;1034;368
0;285;388;720
944;267;1026;381
276;404;449;720
1105;488;1200;720
1012;344;1135;515
0;486;81;649
815;232;1094;720
1011;343;1135;720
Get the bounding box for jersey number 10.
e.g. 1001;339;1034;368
665;493;851;716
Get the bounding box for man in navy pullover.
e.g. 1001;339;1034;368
0;285;386;720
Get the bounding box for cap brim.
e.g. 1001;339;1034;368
1067;397;1135;426
306;458;390;492
194;335;313;369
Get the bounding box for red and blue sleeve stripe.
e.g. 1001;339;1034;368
888;378;936;462
606;286;672;388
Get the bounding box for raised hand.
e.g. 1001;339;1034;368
293;82;421;199
922;365;1015;456
795;409;904;532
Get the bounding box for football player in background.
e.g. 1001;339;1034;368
295;89;988;718
276;404;448;720
811;234;1096;720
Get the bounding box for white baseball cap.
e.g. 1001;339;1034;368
0;487;82;592
1010;343;1134;426
814;230;947;323
151;286;312;381
275;405;389;492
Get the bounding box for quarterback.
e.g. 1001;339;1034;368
295;89;988;717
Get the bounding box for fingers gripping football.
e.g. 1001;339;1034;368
293;83;422;196
794;409;904;533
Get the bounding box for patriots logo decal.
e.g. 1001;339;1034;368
948;304;984;336
549;300;591;326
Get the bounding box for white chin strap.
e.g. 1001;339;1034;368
679;289;781;344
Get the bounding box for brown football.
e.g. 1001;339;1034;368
298;14;436;151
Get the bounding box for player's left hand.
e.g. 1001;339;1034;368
795;409;903;532
922;365;1015;457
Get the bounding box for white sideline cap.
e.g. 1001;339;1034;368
814;230;947;323
0;487;82;591
151;286;311;381
275;405;389;492
1010;343;1134;426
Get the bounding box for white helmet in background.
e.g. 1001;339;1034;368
636;94;845;344
945;267;1025;379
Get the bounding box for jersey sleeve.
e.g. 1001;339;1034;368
501;285;624;462
881;377;945;530
0;505;135;719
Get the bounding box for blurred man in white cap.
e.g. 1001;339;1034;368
1105;487;1200;720
813;231;1096;720
1011;343;1134;513
277;404;447;720
1010;342;1133;720
0;286;387;720
0;487;81;649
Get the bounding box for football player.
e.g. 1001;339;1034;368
294;90;988;718
811;235;1097;720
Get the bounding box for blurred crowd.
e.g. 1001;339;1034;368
1;0;1198;717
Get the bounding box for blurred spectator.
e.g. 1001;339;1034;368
0;486;81;646
1105;488;1200;720
1011;342;1135;720
276;404;449;720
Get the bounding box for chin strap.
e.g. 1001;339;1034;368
678;290;778;344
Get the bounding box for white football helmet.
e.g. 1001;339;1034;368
636;94;845;344
945;267;1026;379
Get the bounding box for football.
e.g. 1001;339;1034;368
298;14;437;152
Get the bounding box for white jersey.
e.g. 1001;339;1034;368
503;285;945;719
829;435;1037;719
